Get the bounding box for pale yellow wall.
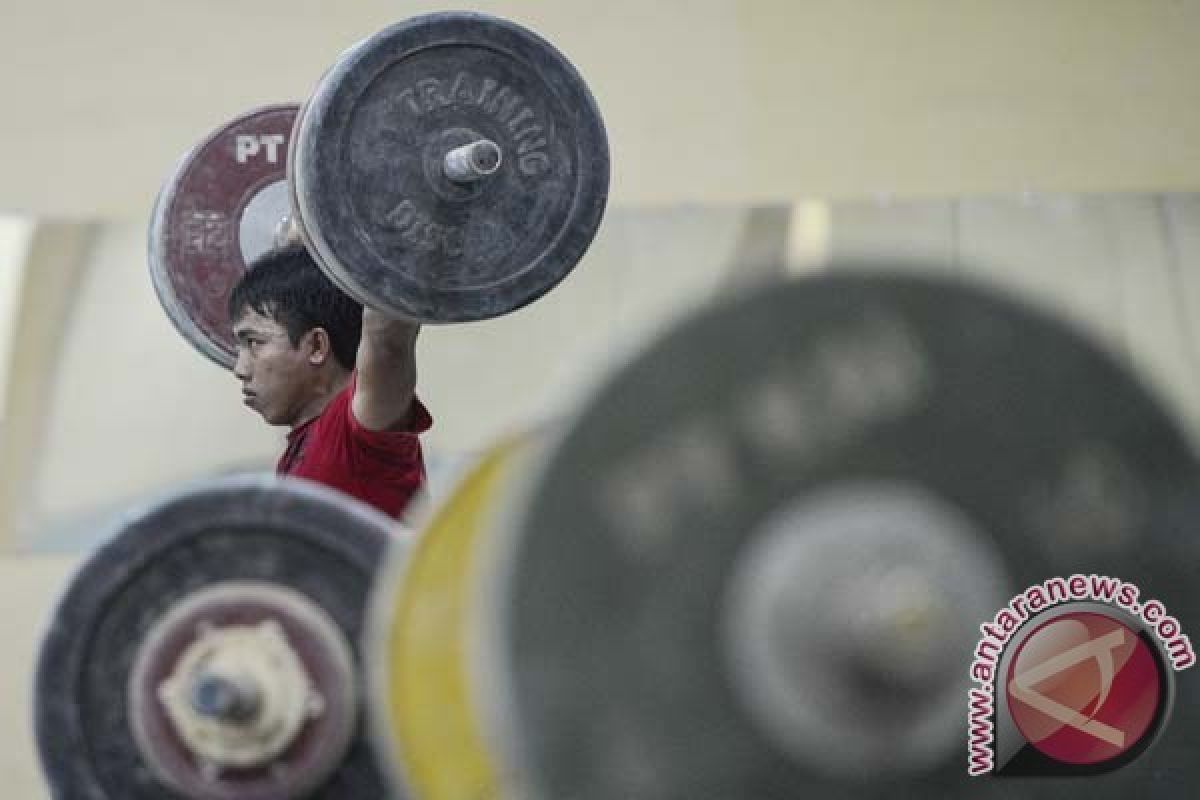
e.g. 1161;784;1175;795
0;220;34;419
0;223;94;552
31;223;280;538
3;1;1200;218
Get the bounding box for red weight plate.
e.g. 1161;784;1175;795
149;105;299;368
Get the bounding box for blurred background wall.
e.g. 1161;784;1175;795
4;0;1200;794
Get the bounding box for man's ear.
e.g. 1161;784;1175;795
306;327;332;366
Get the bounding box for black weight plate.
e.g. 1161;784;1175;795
292;11;609;322
149;105;299;369
482;267;1200;799
34;475;400;799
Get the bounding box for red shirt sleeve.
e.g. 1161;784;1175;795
282;380;432;519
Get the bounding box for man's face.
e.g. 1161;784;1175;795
231;308;314;427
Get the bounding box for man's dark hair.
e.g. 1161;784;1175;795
228;247;362;370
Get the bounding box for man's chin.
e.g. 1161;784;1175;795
244;399;273;424
261;410;293;427
243;398;291;427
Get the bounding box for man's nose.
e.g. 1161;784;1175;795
233;350;250;381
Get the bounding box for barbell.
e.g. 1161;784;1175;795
35;475;396;799
149;11;609;368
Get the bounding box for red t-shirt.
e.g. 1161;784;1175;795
276;378;432;518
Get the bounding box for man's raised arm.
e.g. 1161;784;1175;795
351;308;421;431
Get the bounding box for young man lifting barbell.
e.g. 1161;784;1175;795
150;14;608;525
228;246;432;519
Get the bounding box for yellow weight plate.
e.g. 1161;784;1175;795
367;434;530;800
